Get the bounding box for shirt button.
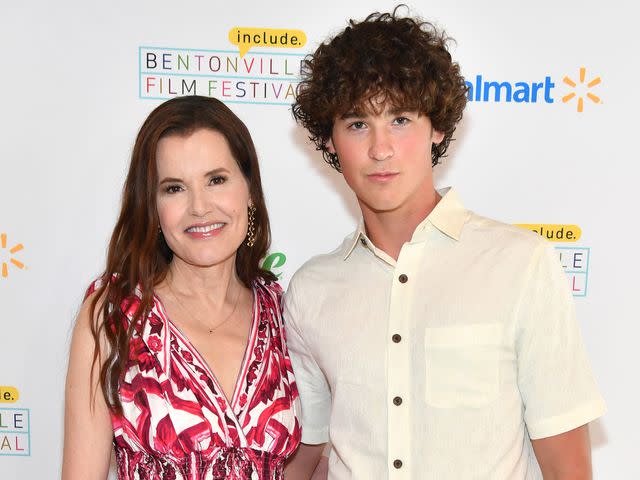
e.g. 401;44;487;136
360;237;367;247
398;274;408;283
392;334;402;343
393;459;403;469
393;396;403;406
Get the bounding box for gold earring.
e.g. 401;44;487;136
246;205;256;247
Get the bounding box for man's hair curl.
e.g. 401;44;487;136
292;6;469;171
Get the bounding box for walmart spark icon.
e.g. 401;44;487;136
1;233;25;278
562;67;602;113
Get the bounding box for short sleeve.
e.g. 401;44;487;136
516;242;606;439
283;277;331;444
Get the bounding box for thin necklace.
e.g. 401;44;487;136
167;279;242;334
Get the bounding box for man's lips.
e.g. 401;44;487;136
367;172;399;182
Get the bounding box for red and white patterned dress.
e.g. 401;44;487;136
86;278;301;480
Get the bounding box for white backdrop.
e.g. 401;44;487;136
1;1;638;478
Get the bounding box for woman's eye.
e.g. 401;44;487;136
165;185;183;194
210;175;227;185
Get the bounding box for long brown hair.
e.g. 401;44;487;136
89;95;276;414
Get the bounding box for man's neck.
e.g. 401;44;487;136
361;189;441;261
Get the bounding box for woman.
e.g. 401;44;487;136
62;96;301;479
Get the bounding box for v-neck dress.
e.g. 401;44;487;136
85;278;301;480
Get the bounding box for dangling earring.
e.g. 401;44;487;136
246;205;256;247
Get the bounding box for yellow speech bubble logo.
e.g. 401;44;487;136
515;224;582;242
0;386;19;403
229;27;307;57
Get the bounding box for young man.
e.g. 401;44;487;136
284;8;606;480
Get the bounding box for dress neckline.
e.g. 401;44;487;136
151;282;259;415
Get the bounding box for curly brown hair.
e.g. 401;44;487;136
292;6;468;171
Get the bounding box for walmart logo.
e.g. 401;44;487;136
466;75;555;104
561;67;602;112
465;66;602;113
1;233;25;279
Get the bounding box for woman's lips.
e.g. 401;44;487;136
184;222;225;239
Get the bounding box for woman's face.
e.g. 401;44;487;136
155;128;251;270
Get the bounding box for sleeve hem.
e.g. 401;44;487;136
527;398;607;440
301;428;329;445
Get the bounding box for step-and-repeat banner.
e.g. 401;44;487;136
1;1;638;478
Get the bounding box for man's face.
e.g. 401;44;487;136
327;106;444;215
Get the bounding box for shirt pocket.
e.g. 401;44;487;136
424;323;502;408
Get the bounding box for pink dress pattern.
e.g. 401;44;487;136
86;278;301;480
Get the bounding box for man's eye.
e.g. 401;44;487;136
349;121;366;130
210;175;227;185
393;116;410;125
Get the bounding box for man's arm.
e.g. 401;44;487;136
284;443;326;480
282;277;332;479
514;242;605;476
531;424;592;480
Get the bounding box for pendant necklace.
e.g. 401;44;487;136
167;280;242;334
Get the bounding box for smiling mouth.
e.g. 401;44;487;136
185;222;225;233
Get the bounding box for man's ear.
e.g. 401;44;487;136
432;129;445;145
326;138;336;154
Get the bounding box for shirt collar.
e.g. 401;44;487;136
343;187;469;260
415;187;469;242
343;219;368;260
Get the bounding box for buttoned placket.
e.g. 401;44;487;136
386;240;423;479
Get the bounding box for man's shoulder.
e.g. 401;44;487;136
283;234;354;322
463;210;548;252
289;234;353;288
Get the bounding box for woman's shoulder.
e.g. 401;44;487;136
83;274;149;324
84;276;106;301
253;276;283;301
253;277;286;323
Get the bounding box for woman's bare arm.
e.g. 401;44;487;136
61;296;113;480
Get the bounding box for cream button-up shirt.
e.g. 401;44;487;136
284;188;606;479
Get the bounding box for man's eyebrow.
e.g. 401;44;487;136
339;111;364;120
387;106;417;115
338;107;417;120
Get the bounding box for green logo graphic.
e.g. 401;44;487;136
262;252;286;280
